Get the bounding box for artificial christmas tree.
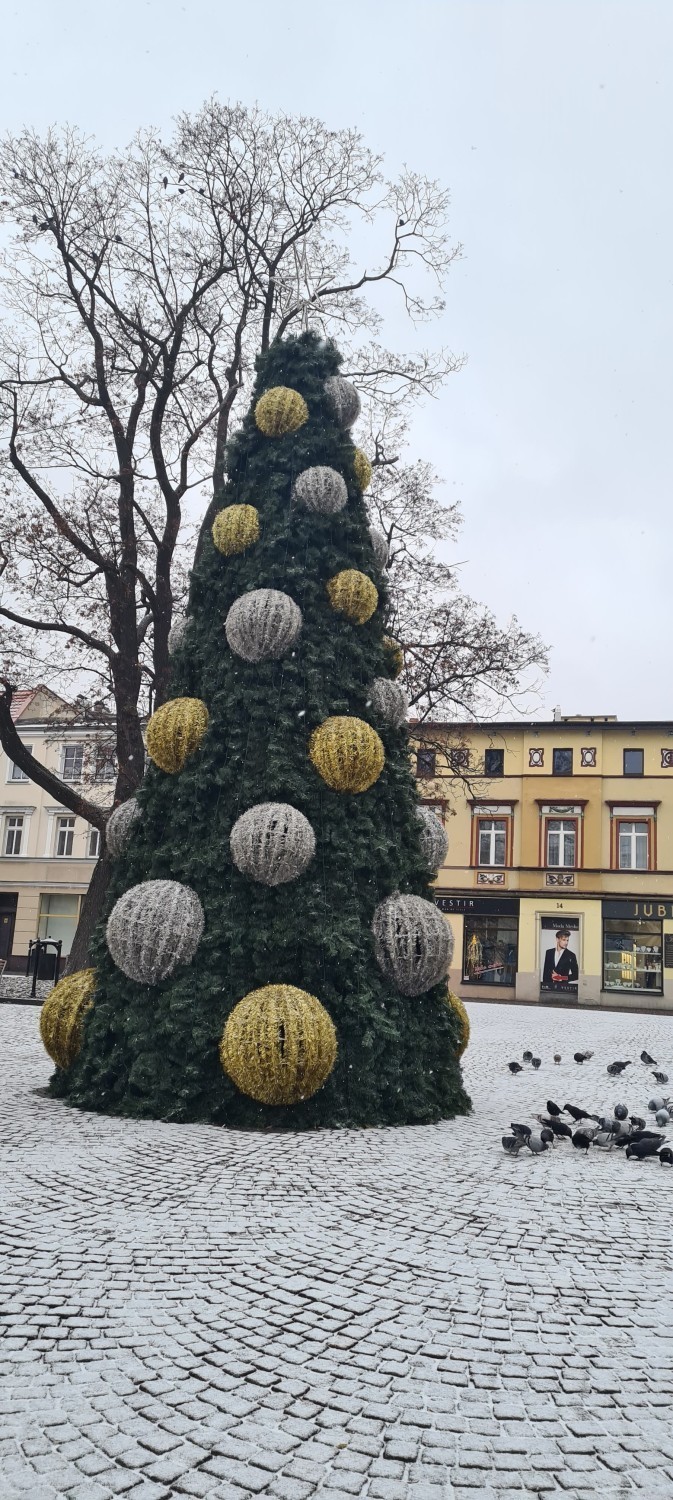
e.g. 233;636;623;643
46;331;470;1129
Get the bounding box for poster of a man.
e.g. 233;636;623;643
539;917;580;996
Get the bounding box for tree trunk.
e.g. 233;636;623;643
66;849;114;974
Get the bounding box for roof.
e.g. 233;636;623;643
411;720;673;733
9;690;38;722
9;686;72;723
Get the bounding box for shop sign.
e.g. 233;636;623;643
435;895;519;916
603;900;673;920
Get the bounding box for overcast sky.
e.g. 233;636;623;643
3;0;671;720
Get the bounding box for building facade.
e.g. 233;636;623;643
418;715;673;1010
0;688;114;972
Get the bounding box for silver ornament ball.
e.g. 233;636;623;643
168;615;189;654
230;802;316;886
416;806;449;870
372;892;453;996
369;527;389;570
105;797;141;857
324;375;361;428
368;677;408;728
106;879;205;985
225;588;303;663
292;466;348;515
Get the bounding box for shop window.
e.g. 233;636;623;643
54;816;76;857
88;827;101;858
416;748;436;779
477;818;507;867
623;748;644;777
38;893;80;957
552;748;573;775
4;815;24;856
604;918;662;993
546;818;577;868
618;820;649;870
61;743;84;782
463;914;518;986
484;748;504;777
9;746;32;781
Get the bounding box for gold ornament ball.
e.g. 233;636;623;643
146;697;209;774
309;716;385;794
326;569;378;625
445;989;470;1056
212;504;260;557
40;968;95;1071
353;448;373;491
383;635;404;678
254;386;309;437
220;983;337;1106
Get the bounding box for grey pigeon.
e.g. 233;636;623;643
526;1135;550;1154
652;1071;669;1084
502;1135;522;1155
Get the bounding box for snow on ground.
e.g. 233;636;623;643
1;1000;673;1500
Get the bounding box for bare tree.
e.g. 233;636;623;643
0;104;463;964
365;411;548;797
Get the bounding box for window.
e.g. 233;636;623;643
463;914;518;986
416;748;436;779
54;816;75;857
448;747;469;772
61;743;84;782
92;750;116;782
604;919;662;993
484;748;504;777
88;827;101;858
9;746;32;781
546;819;577;868
38;893;80;956
477;818;507;866
552;748;573;775
4;815;24;856
624;748;644;777
618;821;649;870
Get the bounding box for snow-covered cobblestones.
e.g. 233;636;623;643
1;1000;673;1499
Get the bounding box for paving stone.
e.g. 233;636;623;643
2;1002;673;1500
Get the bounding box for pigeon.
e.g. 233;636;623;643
508;1062;523;1074
547;1119;572;1140
581;1051;594;1060
554;1053;561;1064
546;1100;564;1116
565;1104;599;1123
607;1061;632;1076
572;1131;592;1153
641;1051;657;1065
540;1128;554;1146
526;1134;550;1154
593;1131;616;1149
502;1135;522;1155
655;1110;670;1126
511;1123;532;1140
522;1051;533;1063
630;1116;646;1130
652;1071;669;1085
573;1052;585;1063
626;1137;665;1159
613;1104;629;1121
659;1147;673;1166
531;1058;542;1069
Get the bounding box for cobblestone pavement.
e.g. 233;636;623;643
0;977;53;1004
2;1002;673;1500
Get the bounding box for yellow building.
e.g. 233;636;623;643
0;688;113;974
417;714;673;1010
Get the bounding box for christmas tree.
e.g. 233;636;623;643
44;332;471;1129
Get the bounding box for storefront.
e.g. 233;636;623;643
602;899;670;996
436;896;519;991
